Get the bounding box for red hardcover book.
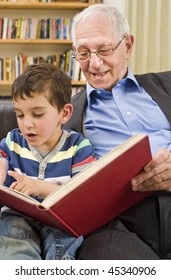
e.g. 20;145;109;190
0;134;152;237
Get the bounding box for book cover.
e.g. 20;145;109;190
0;134;152;237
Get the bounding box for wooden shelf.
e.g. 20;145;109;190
0;80;86;86
0;2;90;10
72;80;86;86
0;81;12;86
0;39;72;44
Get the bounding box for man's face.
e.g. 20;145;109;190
73;15;134;91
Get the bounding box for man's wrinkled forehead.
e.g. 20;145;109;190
75;16;115;48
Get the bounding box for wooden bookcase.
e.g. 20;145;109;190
0;0;96;96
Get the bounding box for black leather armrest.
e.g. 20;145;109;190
0;100;18;140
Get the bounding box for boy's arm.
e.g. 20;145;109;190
0;157;8;185
71;138;96;177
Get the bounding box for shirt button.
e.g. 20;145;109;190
42;163;46;168
126;111;131;116
33;151;37;155
38;175;44;180
97;90;101;94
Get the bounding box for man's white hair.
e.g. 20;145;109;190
71;4;130;45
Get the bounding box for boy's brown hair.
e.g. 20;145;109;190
11;63;72;111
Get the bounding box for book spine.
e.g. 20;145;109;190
47;207;79;237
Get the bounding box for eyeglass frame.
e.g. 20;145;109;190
72;35;126;62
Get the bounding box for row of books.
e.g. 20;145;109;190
59;50;86;82
0;54;56;81
0;51;86;82
0;0;89;2
0;17;73;40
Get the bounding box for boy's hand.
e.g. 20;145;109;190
8;170;42;197
8;170;60;198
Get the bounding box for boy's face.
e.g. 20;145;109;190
14;93;72;152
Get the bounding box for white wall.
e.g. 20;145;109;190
102;0;171;74
103;0;126;14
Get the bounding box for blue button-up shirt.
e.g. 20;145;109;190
85;69;171;158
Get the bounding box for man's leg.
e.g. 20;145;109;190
119;192;171;259
77;219;159;259
77;195;161;260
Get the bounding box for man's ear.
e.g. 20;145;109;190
125;35;134;59
72;44;76;52
60;103;73;124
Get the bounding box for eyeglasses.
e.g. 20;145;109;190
72;35;126;62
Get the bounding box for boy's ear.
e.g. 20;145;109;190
60;103;73;124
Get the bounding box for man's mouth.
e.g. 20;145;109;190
92;71;108;77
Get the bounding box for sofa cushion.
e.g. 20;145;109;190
0;100;18;140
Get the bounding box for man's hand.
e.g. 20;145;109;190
131;148;171;192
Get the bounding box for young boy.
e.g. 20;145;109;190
0;64;96;260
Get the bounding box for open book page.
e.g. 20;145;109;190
0;183;78;236
0;185;39;205
0;179;63;206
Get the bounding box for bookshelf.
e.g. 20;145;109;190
0;0;97;97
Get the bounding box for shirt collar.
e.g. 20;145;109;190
86;68;142;106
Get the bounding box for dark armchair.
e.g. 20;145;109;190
0;100;18;140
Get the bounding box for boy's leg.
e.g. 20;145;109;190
40;226;83;260
0;213;42;260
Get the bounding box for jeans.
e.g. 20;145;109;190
0;212;83;260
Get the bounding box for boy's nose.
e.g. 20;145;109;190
24;119;34;128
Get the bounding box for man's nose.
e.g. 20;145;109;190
89;53;103;68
